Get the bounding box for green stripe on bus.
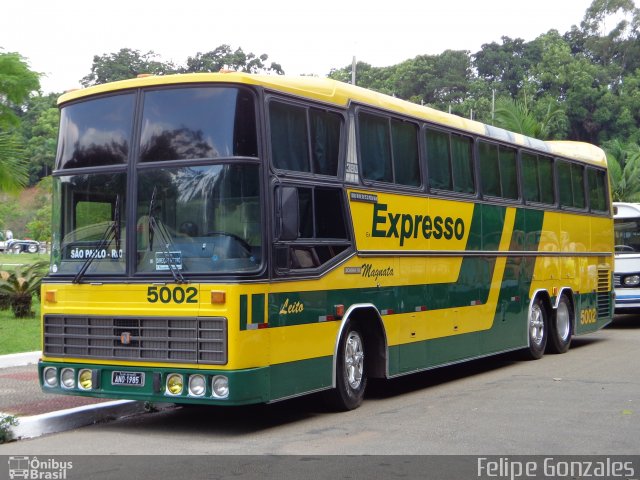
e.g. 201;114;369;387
251;293;265;326
240;294;248;331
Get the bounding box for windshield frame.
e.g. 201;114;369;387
49;84;267;282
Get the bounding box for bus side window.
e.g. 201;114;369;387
274;186;351;272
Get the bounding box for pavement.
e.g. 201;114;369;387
0;352;151;442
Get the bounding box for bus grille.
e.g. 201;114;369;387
597;268;611;318
613;274;621;288
43;315;227;365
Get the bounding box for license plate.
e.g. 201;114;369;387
112;371;145;387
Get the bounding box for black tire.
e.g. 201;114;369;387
547;294;573;354
522;297;548;360
325;323;367;411
11;244;21;254
27;243;38;253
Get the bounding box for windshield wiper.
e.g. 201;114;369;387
147;187;186;284
72;195;120;284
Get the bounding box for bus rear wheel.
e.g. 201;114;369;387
325;324;367;411
523;297;548;360
548;295;573;354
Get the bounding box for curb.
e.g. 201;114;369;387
0;351;41;368
0;352;175;441
5;400;151;441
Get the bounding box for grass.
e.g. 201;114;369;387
0;252;50;271
0;300;41;354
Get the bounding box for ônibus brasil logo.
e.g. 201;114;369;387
8;456;73;479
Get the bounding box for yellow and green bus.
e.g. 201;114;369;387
39;72;613;410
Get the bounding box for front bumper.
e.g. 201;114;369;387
38;361;270;406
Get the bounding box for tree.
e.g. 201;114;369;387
493;96;564;139
473;36;539;98
0;51;38;193
603;139;640;201
20;93;59;184
182;45;283;74
81;48;176;86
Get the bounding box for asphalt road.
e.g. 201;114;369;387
2;315;638;459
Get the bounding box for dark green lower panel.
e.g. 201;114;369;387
38;357;333;406
390;326;526;377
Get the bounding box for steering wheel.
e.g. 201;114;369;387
207;231;253;258
615;244;635;252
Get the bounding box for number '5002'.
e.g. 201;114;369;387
147;286;198;304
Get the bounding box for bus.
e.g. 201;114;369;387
39;72;613;410
613;202;640;311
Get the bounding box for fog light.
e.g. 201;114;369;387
166;373;184;396
188;374;206;397
78;369;93;390
43;367;58;387
211;375;229;398
61;368;76;389
623;274;640;286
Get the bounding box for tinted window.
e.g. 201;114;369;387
57;93;134;169
140;87;257;162
310;110;341;175
426;129;452;190
451;134;474;194
426;129;474;193
270;102;342;175
270;102;309;172
558;160;586;209
479;141;518;199
391;120;420;187
588;168;608;212
522;152;554;205
359;112;420;186
479;142;500;197
359;113;392;182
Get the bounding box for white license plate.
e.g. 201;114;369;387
112;371;145;387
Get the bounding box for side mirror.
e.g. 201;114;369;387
278;186;299;241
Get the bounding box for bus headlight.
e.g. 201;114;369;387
78;369;93;390
188;375;206;397
166;374;184;396
623;274;640;286
43;367;58;387
211;375;229;398
60;368;76;389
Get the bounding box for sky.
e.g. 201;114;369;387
2;0;597;94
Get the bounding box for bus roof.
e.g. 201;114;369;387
58;72;608;168
613;202;640;218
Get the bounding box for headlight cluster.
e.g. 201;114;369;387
43;367;98;390
43;367;229;400
622;274;640;287
165;373;229;399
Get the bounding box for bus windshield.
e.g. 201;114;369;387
51;163;262;276
614;217;640;253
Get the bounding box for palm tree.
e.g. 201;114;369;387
493;97;563;140
605;140;640;202
0;132;28;193
0;260;48;317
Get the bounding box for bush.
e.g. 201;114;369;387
0;260;48;318
0;414;18;443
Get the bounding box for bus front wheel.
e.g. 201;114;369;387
326;324;367;411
